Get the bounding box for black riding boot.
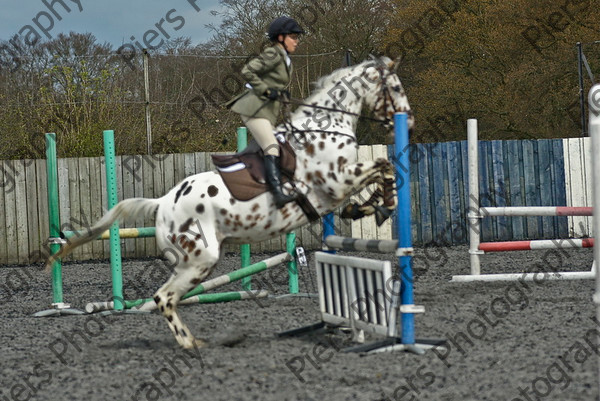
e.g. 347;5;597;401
264;155;297;208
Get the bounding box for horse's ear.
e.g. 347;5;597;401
368;54;381;68
389;57;401;74
379;56;393;68
368;54;387;69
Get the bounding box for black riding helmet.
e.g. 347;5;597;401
267;16;305;42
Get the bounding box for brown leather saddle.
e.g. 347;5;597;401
211;140;296;201
212;140;319;220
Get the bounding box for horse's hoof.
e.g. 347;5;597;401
182;338;207;349
340;204;354;218
374;206;393;226
215;330;246;347
341;204;365;220
193;338;208;348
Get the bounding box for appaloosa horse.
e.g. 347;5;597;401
46;56;413;349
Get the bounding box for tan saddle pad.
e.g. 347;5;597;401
211;140;296;201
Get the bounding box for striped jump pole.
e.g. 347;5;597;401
324;236;402;254
85;290;269;313
62;227;156;240
452;271;595;283
481;206;593;216
85;252;291;312
174;290;268;306
479;238;594;252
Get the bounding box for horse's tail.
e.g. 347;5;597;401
45;198;159;271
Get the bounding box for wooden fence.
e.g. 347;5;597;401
0;138;593;265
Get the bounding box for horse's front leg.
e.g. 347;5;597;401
327;158;397;225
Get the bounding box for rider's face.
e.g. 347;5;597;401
280;34;299;53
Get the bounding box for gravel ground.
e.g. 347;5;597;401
0;245;598;401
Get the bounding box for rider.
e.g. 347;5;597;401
226;16;305;208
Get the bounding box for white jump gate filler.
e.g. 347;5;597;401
315;251;396;342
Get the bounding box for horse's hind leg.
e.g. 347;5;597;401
153;246;220;349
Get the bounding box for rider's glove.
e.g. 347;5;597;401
265;88;280;100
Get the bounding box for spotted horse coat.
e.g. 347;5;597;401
46;56;413;349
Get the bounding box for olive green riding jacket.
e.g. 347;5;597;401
226;45;292;125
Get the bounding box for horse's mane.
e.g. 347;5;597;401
300;57;395;106
312;65;353;91
302;60;373;104
288;57;396;125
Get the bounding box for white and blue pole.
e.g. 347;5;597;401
323;213;336;254
393;112;415;345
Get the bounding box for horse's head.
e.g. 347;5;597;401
361;56;414;133
287;56;413;143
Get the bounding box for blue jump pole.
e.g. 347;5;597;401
394;112;415;345
322;213;335;254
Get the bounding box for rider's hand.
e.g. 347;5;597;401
265;88;280;100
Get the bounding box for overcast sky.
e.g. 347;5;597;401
0;0;224;48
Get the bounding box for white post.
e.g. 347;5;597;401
588;83;600;396
467;119;481;275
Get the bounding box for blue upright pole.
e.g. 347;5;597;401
394;112;415;345
323;213;336;254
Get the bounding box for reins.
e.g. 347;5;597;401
282;96;391;125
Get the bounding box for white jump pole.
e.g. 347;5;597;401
588;83;600;395
452;271;595;283
467;119;482;275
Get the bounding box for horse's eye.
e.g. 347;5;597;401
393;85;401;92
